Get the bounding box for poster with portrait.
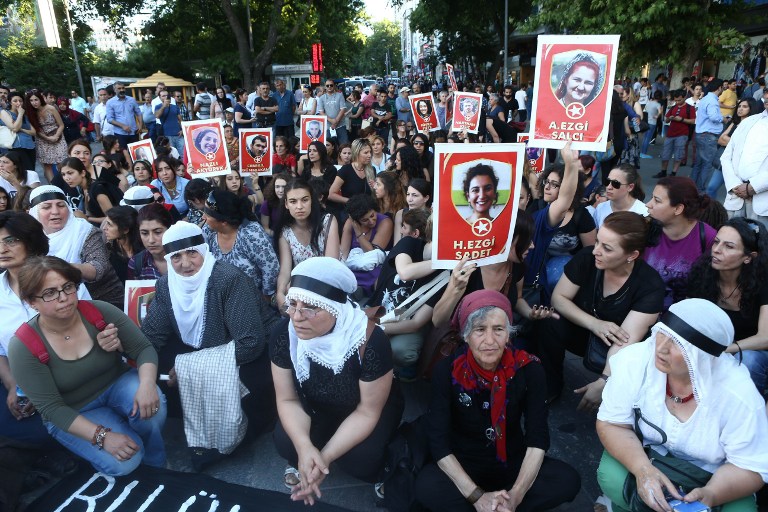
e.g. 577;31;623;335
124;280;156;329
181;119;231;178
529;34;620;151
446;63;459;91
432;143;524;269
517;133;546;174
450;92;483;134
127;139;156;165
238;128;272;176
409;93;440;133
299;115;327;153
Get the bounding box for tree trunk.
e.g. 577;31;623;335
669;40;703;90
219;0;255;90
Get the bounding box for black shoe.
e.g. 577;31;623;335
652;171;667;179
190;447;225;472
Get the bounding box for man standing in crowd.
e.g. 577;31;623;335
272;79;295;139
317;79;348;143
719;79;738;122
193;82;214;120
396;87;412;125
653;90;696;178
174;91;190;121
721;89;768;223
500;85;517;121
371;89;394;141
691;78;724;191
69;90;87;116
106;82;143;150
0;85;9;110
252;81;278;129
140;91;157;141
155;90;183;155
151;82;175;139
92;87;114;141
361;83;379;120
411;82;421;95
515;83;528;122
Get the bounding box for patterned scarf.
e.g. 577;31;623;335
451;346;538;463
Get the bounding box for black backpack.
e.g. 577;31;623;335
377;416;429;512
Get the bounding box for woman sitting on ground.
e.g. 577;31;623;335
127;203;173;280
183;178;211;227
9;256;166;476
272;136;297;176
218;169;263;211
141;222;280;470
415;290;581;511
103;206;143;283
151;155;190;217
328;139;375;214
260;173;290;237
130;159;154;188
393;178;432;245
29;185;124;308
274;179;340;308
596;298;768;512
687;217;768;395
203;188;279;301
0;151;37;211
270;257;403;503
298;141;337;185
592;163;647;228
373;170;407;219
535;211;664;409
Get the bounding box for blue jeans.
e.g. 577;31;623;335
167;135;185;157
690;132;719;192
740;350;768;395
45;370;167;476
640;124;656;154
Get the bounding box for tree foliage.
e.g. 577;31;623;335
528;0;749;85
351;20;402;76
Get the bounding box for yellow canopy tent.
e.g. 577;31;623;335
127;71;195;102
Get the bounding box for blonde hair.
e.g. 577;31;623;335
351;139;375;186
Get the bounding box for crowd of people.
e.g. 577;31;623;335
0;74;766;512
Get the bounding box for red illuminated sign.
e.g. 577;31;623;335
312;43;323;72
310;74;321;85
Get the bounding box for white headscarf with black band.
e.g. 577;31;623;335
286;257;367;384
163;221;215;348
29;185;93;264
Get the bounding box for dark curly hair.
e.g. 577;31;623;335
462;164;499;204
345;193;379;223
687;217;768;318
538;163;584;211
0;211;49;258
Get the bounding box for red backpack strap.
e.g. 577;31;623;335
77;301;108;331
14;323;50;365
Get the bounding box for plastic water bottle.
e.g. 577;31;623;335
15;385;29;408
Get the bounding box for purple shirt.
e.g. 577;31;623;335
351;213;392;294
643;221;716;310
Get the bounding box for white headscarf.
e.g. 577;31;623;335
120;186;155;210
163;221;216;348
29;185;93;264
286;257;367;384
647;298;739;404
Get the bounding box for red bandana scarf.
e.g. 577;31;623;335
451;346;538;463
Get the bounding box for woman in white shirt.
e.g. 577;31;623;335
593;163;648;228
596;298;768;511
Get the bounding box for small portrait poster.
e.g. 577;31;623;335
409;93;440;133
446;63;459;91
182;119;231;178
432;143;524;269
299;115;327;153
127;140;156;165
239;128;272;176
529;34;620;151
451;92;483;134
124;280;156;329
517;133;547;174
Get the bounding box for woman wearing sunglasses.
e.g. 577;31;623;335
592;163;648;228
687;217;768;395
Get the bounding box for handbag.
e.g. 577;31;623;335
0;126;16;149
522;251;548;307
378;271;450;324
622;407;720;512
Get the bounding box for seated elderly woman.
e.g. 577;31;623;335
8;256;166;476
415;290;580;511
596;298;768;512
141;221;280;471
28;185;124;308
270;257;403;504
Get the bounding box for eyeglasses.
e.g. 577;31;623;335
283;302;321;318
412;141;425;146
33;282;78;302
604;178;627;189
325;83;335;88
0;236;21;248
542;179;560;189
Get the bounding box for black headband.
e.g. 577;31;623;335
30;191;66;208
162;234;205;254
661;311;725;357
123;196;154;206
290;275;347;303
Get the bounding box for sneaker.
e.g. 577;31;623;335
652;171;667;179
639;153;652;159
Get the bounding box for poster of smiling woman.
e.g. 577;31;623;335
432;143;524;269
529;35;620;151
182;119;231;178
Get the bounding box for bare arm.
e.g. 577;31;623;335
394;252;434;282
727;304;768;353
340;218;353;259
328;176;348;205
579;228;597;248
276;236;293;309
547;143;579;227
323;216;341;259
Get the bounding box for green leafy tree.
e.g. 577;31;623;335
352;20;402;76
528;0;748;87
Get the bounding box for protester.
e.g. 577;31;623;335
390;145;429;189
299;141;337;184
182;178;211;227
690;79;724;192
393;178;432;244
151;155;189;216
127;202;173;279
329;139;375;210
592;164;648;227
370;136;389;173
261;173;289;237
25;90;67;182
218;170;262;211
3;92;37;174
373;170;406;219
272;136;297;175
0;151;36;211
411;133;433;181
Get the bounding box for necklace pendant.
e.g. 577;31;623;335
64;335;71;341
671;395;682;404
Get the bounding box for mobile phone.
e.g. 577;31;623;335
667;499;710;512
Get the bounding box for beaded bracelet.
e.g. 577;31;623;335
92;425;112;450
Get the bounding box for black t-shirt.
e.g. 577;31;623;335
371;102;394;127
88;175;124;218
254;96;277;126
688;282;768;342
369;236;435;311
269;318;393;416
565;246;664;325
52;175;85;213
300;160;337;185
548;206;596;257
337;164;372;198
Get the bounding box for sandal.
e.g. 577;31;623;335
284;466;300;488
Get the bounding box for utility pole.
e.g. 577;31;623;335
63;0;85;97
503;0;509;86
